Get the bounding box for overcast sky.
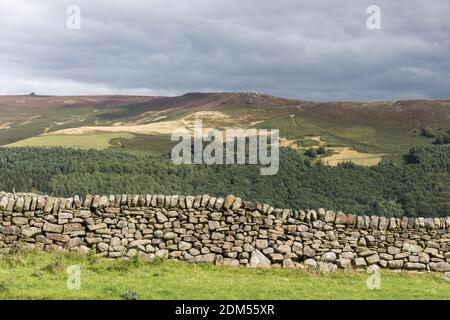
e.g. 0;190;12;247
0;0;449;101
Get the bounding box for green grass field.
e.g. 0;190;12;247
0;251;449;300
258;114;433;154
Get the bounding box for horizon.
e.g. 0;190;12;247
1;91;449;104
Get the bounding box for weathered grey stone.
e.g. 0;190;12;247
387;246;401;255
46;233;70;242
336;258;352;268
211;232;225;240
359;250;378;258
404;262;427;270
424;247;439;256
193;195;202;208
185;196;195;209
388;218;397;230
91;195;101;208
353;258;367;268
303;246;316;258
43;222;63;233
321;251;337;263
324;210;336;223
59;212;73;219
388;260;404;269
75;210;91;218
155;249;169;259
303;258;317;268
418;252;430;264
207;197;217;209
0;225;19;236
64;223;84;233
178;241;192;251
395;252;410;260
379;253;393;261
209;212;222;221
249;249;271;268
0;196;9;210
214;197;224;210
255;239;269;250
365;254;380;265
156;212;168;223
87;223;107;231
223;258;240;267
193;253;216;263
340;252;356;260
170;195;179;207
110;237;121;247
154;194;164;208
13;198;25;212
269;253;284;262
129;239;152;247
99;196;109;208
429;262;450;272
276;244;291;254
43;198;55;213
318;262;337;272
283;259;295;268
208;220;220;230
77;246;90;255
377;217;387;230
12;217;28;225
163;232;178;240
189;248;201;256
399;217;408;229
97;242;109;252
22;227;41;238
231;198;242;210
292;242;303;255
402;243;422;253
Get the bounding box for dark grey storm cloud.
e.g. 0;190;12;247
0;0;449;100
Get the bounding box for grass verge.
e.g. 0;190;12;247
0;250;449;300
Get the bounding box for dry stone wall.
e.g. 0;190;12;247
1;191;450;272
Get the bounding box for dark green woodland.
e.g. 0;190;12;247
0;144;449;218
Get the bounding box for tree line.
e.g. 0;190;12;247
0;144;449;218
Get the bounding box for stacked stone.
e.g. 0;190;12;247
1;192;450;272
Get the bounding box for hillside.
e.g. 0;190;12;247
1;93;450;164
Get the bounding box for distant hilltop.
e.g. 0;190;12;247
1;91;449;163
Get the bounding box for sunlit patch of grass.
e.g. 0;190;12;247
5;133;134;149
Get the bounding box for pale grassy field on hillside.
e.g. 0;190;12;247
323;147;384;166
6;133;134;149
